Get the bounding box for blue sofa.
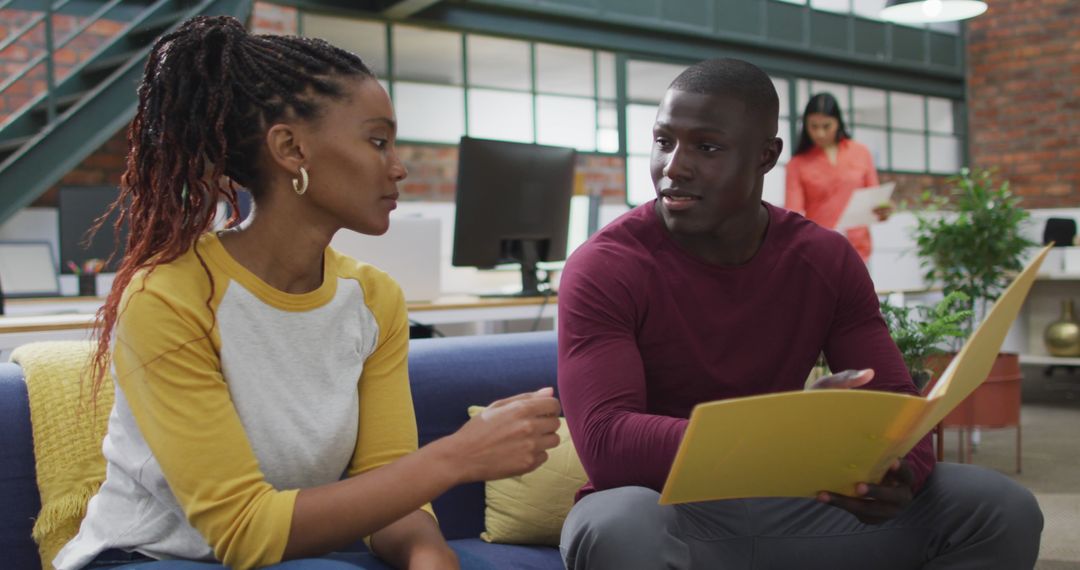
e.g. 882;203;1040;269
0;331;564;570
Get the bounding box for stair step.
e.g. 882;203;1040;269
82;51;139;77
0;135;34;155
130;10;187;38
32;92;87;115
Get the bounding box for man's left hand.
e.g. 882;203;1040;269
817;459;915;525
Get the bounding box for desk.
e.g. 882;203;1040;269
0;295;557;357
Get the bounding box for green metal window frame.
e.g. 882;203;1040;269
297;11;619;155
292;5;967;191
793;78;967;175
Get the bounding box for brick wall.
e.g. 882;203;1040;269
251;1;297;35
967;0;1080;207
0;9;123;122
880;172;952;207
397;144;627;203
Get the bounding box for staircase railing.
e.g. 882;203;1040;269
0;0;130;128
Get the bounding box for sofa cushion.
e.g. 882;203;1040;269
450;538;563;570
0;362;42;570
467;407;586;546
409;331;558;540
312;539;560;569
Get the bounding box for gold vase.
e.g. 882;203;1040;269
1044;299;1080;357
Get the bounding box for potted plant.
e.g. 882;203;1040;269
880;292;972;390
909;167;1037;462
911;167;1037;343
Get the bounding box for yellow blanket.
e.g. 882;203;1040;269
12;341;112;570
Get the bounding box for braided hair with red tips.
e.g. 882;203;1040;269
86;15;373;399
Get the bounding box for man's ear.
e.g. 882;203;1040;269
759;136;783;176
265;123;307;174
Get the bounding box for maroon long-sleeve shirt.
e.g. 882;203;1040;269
557;201;934;500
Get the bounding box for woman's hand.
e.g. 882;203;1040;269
873;202;895;222
437;387;562;484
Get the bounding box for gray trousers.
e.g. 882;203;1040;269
561;463;1043;570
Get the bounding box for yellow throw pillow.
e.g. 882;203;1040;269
467;405;588;546
11;341;111;569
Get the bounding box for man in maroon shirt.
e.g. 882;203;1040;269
557;58;1042;569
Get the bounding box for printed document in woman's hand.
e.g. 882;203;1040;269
835;182;896;230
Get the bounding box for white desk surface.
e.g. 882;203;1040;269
0;294;557;334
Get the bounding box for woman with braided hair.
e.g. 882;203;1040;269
57;15;561;570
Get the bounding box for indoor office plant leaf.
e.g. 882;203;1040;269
880;291;972;390
911;167;1037;348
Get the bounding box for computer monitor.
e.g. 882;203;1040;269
58;186;128;274
452;137;576;297
0;241;61;301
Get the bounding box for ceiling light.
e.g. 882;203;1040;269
880;0;988;24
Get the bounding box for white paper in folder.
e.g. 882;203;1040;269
834;182;896;230
331;216;442;302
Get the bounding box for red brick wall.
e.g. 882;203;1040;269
0;9;123;122
881;172;951;207
251;1;297;35
967;0;1080;207
397;145;627;203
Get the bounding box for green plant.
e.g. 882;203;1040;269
880;292;972;387
911;168;1037;347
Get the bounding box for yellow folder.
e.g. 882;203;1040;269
658;245;1051;505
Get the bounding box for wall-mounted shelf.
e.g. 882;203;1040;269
1018;354;1080;366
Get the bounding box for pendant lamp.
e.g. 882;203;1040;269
880;0;988;24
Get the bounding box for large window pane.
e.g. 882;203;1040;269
627;155;654;206
778;118;792;164
394;82;464;143
598;51;616;100
627;104;658;155
467;35;530;91
927;97;956;134
764;164;786;207
536;95;596;151
393;25;462;84
857;126;889;170
772;77;790;118
796;79;811;115
627;60;684;103
468;89;533;143
597;100;619;153
852;86;887;127
890;92;925;130
302;15;386;76
890;132;926;171
929;135;962;173
811;0;850;13
853;0;886;19
536;44;593;97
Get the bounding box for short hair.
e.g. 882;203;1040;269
669;58;779;135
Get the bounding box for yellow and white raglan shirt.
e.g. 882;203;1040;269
54;233;433;570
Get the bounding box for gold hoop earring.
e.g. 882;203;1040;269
292;166;309;196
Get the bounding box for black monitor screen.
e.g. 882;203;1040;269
58;186;128;274
452;137;576;296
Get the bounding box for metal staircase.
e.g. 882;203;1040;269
0;0;252;224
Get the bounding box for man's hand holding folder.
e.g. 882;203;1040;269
806;368;915;524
